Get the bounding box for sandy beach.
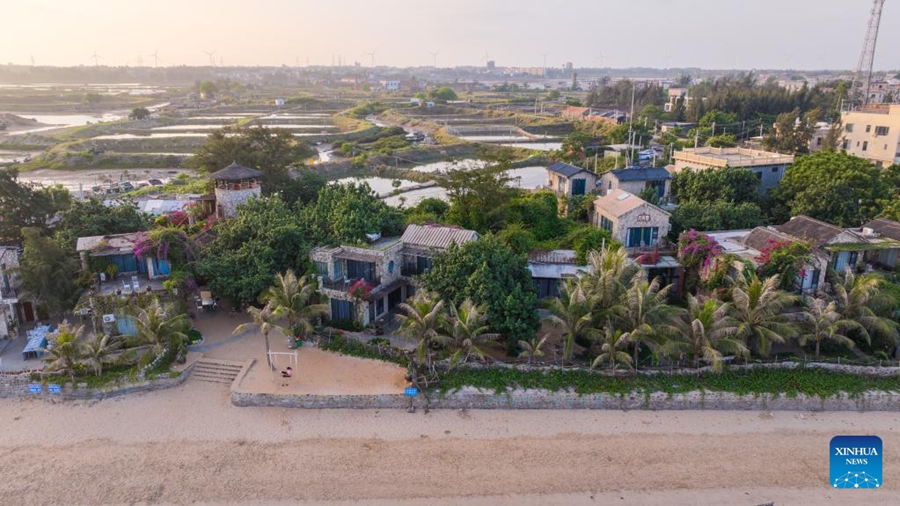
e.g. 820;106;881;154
0;378;897;505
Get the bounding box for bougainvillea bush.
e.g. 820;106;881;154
756;239;811;291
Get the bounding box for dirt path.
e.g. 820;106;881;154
0;381;896;505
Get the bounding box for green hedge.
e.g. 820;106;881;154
438;366;900;399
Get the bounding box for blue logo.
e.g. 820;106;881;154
48;384;62;394
404;387;418;397
830;435;882;489
28;384;42;394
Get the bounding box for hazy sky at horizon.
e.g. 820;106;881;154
3;0;898;70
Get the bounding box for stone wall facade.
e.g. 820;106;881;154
231;387;900;411
215;187;261;219
592;201;671;247
0;362;195;400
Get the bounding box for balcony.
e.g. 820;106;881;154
320;276;381;293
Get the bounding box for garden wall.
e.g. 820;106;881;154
0;362;195;400
231;387;900;412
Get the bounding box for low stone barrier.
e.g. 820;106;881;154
230;386;900;411
0;361;195;400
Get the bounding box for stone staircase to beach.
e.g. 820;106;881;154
191;358;245;385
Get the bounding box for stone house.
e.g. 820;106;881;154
598;167;672;202
545;162;598;197
311;224;478;326
76;232;172;281
591;190;671;249
707;215;900;294
0;246;34;338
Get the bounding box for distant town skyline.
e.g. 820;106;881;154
3;0;898;71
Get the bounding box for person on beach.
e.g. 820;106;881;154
280;366;293;387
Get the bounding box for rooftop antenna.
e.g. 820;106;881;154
204;50;216;66
429;50;440;68
366;49;377;67
850;0;887;107
90;50;101;66
148;49;160;67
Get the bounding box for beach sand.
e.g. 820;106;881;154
0;378;898;505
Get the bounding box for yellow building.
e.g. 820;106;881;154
841;105;900;167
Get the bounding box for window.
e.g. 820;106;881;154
816;137;822;146
626;227;659;248
843;140;850;150
866;125;872;133
755;172;762;180
862;141;868;152
846;124;854;133
600;215;613;232
876;126;890;136
771;167;778;173
376;297;385;316
314;261;329;277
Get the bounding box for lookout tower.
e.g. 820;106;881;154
209;162;263;219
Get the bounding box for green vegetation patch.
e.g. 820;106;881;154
438;366;900;399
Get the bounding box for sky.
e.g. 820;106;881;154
2;0;898;71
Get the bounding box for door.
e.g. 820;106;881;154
330;299;354;321
571;178;586;196
22;301;35;322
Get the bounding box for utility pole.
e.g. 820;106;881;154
628;81;636;164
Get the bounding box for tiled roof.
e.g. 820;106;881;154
528;249;578;265
740;227;794;253
401;224;479;250
546;162;588;178
609;167;672;182
593;189;669;218
774;215;843;247
863;218;900;241
76;232;142;253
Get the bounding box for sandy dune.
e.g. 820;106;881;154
0;379;898;505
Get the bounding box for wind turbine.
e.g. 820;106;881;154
366;49;377;67
148;49;160;67
90;50;101;66
429;50;440;68
204;50;216;66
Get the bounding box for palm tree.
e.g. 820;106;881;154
590;325;632;371
81;333;123;376
262;270;328;341
396;292;449;368
131;300;190;359
444;299;499;368
234;302;277;369
518;335;548;365
45;322;85;383
799;296;864;358
584;247;641;313
829;270;899;350
543;279;595;365
673;296;748;372
730;271;797;358
613;276;682;371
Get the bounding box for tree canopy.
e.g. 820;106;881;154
55;197;150;248
301;182;403;245
423;235;539;351
771;151;900;227
197;196;310;303
671;166;761;205
18;228;82;318
0;168;72;244
186;126;316;192
438;165;517;233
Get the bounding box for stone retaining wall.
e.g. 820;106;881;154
0;362;195;400
231;387;900;411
